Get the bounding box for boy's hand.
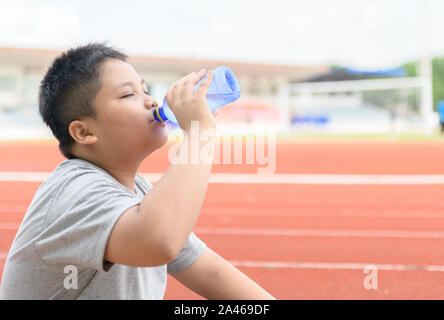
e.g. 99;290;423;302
165;69;216;132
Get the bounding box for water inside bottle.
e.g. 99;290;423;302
206;92;241;111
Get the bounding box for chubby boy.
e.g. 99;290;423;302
0;43;275;300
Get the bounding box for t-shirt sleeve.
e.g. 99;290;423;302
167;232;207;274
33;173;141;272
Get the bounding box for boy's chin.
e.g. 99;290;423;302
144;134;169;153
157;135;169;149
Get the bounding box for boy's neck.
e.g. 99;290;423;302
75;154;140;194
101;163;138;193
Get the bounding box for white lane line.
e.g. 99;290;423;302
195;227;444;239
0;248;441;273
201;211;444;219
0;172;50;182
204;174;444;185
2;224;444;240
229;260;444;272
2;207;444;220
0;205;28;213
2;171;444;184
0;222;20;230
0;250;441;272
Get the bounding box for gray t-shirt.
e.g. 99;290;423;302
0;158;206;300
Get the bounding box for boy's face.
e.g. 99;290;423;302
91;58;168;161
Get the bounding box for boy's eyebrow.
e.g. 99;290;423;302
116;79;146;89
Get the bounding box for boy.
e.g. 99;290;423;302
0;43;275;300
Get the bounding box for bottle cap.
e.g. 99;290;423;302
153;107;168;122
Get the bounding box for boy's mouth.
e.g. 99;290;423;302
148;117;166;127
154;121;166;127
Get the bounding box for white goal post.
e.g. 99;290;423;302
289;75;435;134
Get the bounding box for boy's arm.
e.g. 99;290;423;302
105;69;217;267
171;247;276;300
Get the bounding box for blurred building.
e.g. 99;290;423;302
0;46;328;139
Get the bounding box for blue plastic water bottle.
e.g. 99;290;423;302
153;66;241;124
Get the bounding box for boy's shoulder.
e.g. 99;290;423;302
33;158;151;214
20;158;151;239
42;158;118;196
49;158;152;193
54;157;113;180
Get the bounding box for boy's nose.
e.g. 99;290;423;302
144;98;158;110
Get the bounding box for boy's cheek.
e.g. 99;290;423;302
101;107;150;137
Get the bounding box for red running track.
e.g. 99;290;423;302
1;140;444;299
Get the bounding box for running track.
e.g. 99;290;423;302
1;140;444;299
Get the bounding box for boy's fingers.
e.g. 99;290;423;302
188;68;207;85
176;69;200;99
195;71;213;97
176;72;196;99
181;69;207;99
182;71;198;84
165;82;178;106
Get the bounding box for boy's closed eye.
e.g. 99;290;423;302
118;79;151;99
120;91;150;99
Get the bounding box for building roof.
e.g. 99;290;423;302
0;46;329;80
298;66;406;82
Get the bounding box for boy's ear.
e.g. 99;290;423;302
68;119;98;145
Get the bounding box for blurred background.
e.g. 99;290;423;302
3;0;444;300
1;0;444;140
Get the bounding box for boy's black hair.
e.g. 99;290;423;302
39;42;128;159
